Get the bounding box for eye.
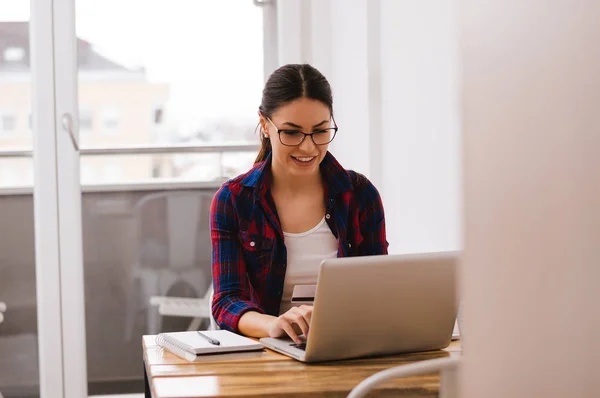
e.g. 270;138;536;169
313;129;329;134
281;130;302;136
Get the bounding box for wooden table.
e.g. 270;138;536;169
143;335;461;398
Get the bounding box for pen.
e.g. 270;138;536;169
197;331;220;346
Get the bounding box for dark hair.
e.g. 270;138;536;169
255;64;334;163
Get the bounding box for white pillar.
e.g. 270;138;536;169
327;0;374;178
461;1;600;397
379;0;461;254
276;0;307;65
308;0;333;79
261;0;279;79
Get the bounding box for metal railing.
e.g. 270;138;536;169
0;143;260;195
0;143;260;158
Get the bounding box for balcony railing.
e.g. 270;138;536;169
0;143;259;157
0;143;260;194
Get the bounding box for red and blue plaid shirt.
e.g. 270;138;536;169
210;151;388;332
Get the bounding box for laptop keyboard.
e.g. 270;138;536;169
290;342;306;351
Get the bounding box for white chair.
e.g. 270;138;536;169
346;356;461;398
149;284;221;331
208;285;219;330
124;191;213;340
149;284;212;331
0;301;5;325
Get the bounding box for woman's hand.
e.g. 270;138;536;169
265;305;313;344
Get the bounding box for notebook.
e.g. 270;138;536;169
155;341;268;363
155;330;263;357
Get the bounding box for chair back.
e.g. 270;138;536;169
207;285;220;330
133;190;213;274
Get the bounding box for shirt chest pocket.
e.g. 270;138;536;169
239;231;275;274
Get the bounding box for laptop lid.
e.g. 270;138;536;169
299;252;458;362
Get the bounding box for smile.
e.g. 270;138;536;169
291;156;317;165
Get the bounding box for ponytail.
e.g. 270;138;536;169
254;128;272;164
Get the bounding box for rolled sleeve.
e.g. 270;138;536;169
210;184;264;332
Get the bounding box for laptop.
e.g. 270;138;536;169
260;252;458;363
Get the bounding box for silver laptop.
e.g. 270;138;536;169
260;252;458;363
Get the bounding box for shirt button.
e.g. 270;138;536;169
249;241;256;247
325;214;331;220
348;243;352;248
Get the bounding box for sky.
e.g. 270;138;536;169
0;0;265;136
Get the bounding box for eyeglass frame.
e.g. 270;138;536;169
264;116;338;147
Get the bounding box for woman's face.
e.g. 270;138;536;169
260;97;333;179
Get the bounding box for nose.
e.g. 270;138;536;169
299;134;317;152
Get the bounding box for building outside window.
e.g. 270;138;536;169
100;106;120;134
0;110;17;136
78;107;93;133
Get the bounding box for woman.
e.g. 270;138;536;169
210;64;388;344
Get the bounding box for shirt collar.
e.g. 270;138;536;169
240;151;353;198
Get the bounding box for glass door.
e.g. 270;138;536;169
2;0;273;395
63;0;269;395
1;1;273;395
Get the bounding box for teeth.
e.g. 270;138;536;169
294;157;314;162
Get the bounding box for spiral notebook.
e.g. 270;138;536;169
155;330;263;356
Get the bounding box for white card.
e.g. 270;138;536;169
291;285;316;303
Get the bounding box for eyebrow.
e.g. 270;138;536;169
281;120;329;129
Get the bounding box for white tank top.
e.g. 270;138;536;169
279;217;338;315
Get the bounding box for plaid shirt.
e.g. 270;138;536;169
210;151;388;332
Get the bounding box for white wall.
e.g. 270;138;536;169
461;1;600;397
276;0;461;254
380;0;461;253
328;0;373;180
276;0;304;65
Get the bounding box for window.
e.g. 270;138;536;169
152;163;161;178
153;107;164;125
80;163;96;183
0;167;19;185
0;111;17;135
103;163;121;181
79;108;93;133
3;46;25;62
101;107;120;134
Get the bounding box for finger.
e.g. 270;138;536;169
289;313;309;337
267;322;285;339
299;305;313;325
280;319;301;344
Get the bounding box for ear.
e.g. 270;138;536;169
258;112;270;138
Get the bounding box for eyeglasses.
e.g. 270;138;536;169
266;117;338;146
